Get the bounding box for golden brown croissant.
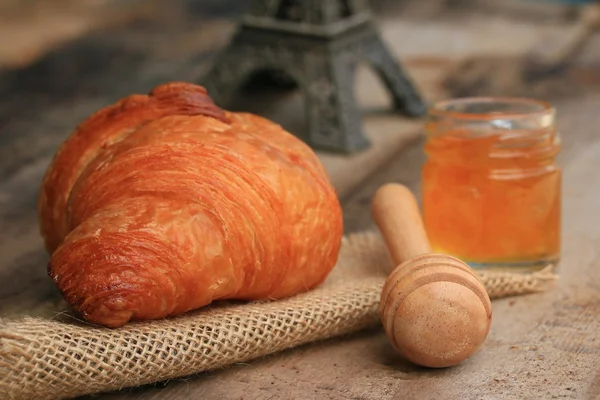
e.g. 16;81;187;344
38;82;343;328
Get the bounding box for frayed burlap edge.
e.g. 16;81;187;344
0;231;557;400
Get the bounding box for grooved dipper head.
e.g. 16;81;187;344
380;253;492;368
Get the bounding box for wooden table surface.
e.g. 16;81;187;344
2;1;600;399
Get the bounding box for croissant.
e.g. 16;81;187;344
38;82;343;328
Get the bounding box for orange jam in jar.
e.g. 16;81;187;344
422;97;561;271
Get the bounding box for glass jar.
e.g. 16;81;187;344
421;97;561;272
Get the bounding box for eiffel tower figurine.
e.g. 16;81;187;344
200;0;427;153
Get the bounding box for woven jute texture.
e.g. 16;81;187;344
0;231;557;400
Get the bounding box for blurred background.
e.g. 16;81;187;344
0;0;599;169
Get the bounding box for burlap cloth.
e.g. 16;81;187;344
0;231;556;400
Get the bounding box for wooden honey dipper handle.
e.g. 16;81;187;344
371;183;431;266
371;183;492;368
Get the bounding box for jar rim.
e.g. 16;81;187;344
429;97;555;121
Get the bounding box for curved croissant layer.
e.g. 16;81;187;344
39;82;343;328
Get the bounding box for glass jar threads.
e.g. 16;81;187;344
421;97;561;271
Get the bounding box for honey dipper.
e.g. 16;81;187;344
371;183;492;368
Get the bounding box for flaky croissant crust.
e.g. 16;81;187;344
38;82;343;328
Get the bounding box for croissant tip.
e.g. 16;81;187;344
150;81;209;97
81;309;133;329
